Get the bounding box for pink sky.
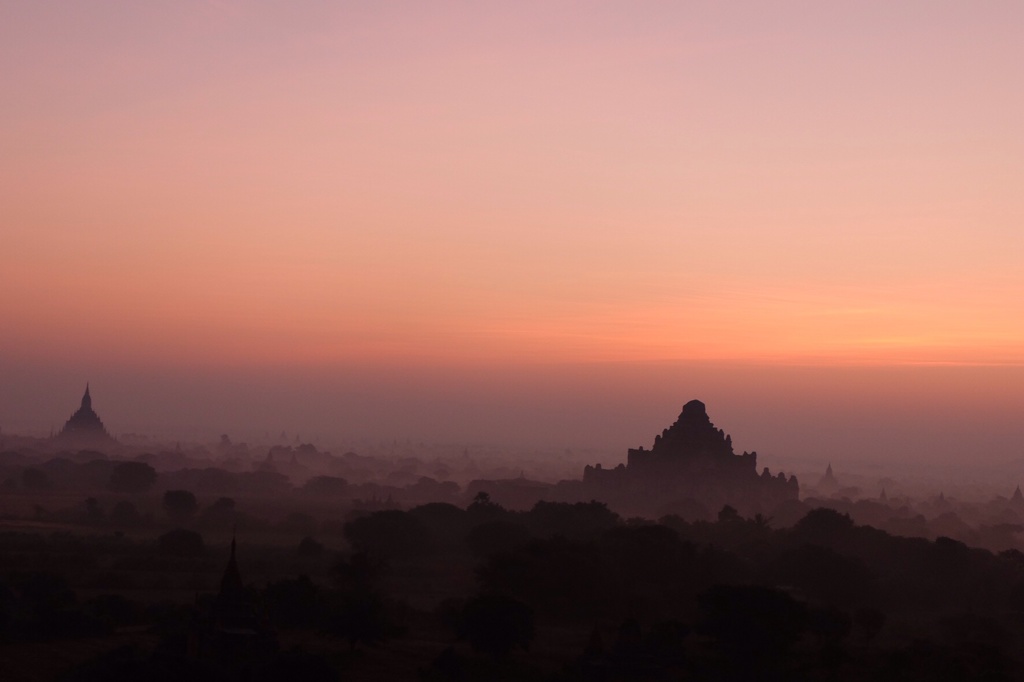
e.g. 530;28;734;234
2;3;1024;469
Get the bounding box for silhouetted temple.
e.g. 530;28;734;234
817;462;839;494
189;537;276;664
580;400;798;517
55;384;115;446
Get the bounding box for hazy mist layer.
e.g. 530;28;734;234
4;360;1022;477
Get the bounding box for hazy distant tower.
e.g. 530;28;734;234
817;463;840;494
55;384;115;446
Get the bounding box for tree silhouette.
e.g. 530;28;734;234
158;529;205;557
768;544;872;608
82;497;104;524
254;651;337;682
263;575;322;629
853;607;886;641
697;584;807;678
326;552;402;648
198;496;235;529
302;475;349;496
296;536;325;557
21;468;50;490
344;510;432;559
525;500;619;540
109;500;140;527
162;490;198;525
466;520;531;557
477;537;610;620
459;594;534;658
328;591;396;649
108;461;156;493
792;507;854;547
717;505;741;523
467;491;506;521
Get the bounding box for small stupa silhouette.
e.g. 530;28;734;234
818;463;839;492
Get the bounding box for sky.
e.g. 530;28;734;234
2;2;1024;473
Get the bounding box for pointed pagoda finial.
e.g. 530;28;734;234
81;383;92;410
220;528;242;596
1012;485;1023;502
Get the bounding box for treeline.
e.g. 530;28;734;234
4;496;1024;679
347;497;1024;680
5;455;463;514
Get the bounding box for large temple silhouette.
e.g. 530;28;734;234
579;400;798;517
55;384;115;446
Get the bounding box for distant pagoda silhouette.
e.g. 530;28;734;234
189;536;276;662
817;462;840;494
56;384;115;446
582;400;798;517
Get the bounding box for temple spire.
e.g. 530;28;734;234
57;383;111;443
220;530;243;596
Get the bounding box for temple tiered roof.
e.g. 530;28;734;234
582;399;798;517
56;384;114;444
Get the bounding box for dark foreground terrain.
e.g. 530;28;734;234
3;485;1024;681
